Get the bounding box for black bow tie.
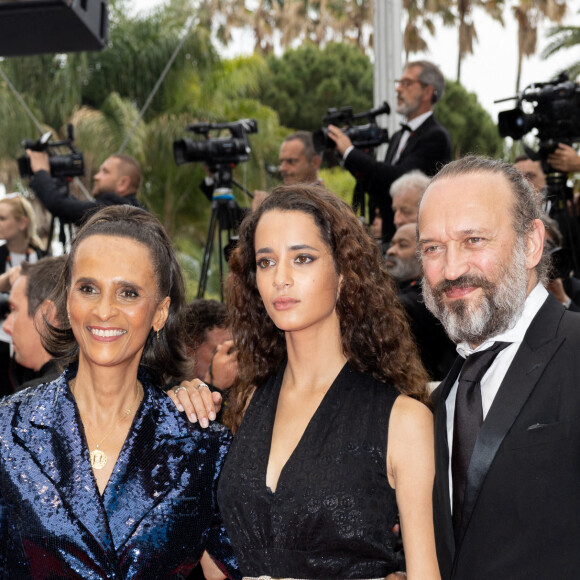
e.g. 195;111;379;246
400;123;412;133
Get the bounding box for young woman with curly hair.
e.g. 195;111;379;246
214;184;440;579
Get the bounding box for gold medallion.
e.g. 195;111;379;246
90;448;108;470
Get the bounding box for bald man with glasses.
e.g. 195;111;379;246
328;60;452;243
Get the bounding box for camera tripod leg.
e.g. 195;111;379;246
197;206;219;299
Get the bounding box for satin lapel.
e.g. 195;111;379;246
432;356;463;563
385;130;403;164
14;376;114;552
104;384;199;550
397;116;436;160
458;297;566;543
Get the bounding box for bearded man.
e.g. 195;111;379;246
328;60;451;243
385;223;455;380
418;155;580;580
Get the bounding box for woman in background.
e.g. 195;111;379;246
216;185;440;579
0;205;239;579
0;194;45;395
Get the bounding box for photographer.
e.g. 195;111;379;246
200;131;322;212
27;151;144;225
327;60;451;243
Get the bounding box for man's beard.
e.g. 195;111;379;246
422;240;529;345
386;255;422;283
396;94;421;117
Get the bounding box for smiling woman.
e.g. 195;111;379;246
0;206;240;579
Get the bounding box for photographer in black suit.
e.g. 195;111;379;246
26;152;144;226
328;60;452;243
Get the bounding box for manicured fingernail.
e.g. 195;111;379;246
177;403;184;412
209;411;216;421
189;413;198;423
201;418;209;428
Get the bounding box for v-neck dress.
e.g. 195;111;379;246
217;362;401;578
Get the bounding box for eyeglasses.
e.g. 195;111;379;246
394;78;427;89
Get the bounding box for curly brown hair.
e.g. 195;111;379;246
224;184;430;432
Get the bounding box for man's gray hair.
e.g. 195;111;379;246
391;170;431;200
430;155;549;283
407;60;445;103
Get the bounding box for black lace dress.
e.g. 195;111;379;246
217;362;401;578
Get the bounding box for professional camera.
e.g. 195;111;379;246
173;118;258;168
313;102;390;153
18;125;85;179
498;73;580;154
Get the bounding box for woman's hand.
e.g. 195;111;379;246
167;379;222;427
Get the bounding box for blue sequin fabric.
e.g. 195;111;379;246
0;365;240;579
218;362;401;578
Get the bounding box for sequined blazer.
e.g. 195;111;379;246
0;365;240;579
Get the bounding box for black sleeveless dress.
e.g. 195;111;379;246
217;362;401;578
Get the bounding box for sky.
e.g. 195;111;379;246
134;0;579;122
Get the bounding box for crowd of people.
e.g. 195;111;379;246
0;57;579;580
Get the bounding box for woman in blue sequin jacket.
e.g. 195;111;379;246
0;206;240;579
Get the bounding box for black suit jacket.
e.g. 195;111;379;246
344;114;452;241
432;294;580;580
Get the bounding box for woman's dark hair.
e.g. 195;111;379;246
224;184;430;432
42;205;192;384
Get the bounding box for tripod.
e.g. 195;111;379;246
197;164;251;299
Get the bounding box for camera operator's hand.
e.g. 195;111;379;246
547;144;580;174
327;125;353;156
25;150;50;174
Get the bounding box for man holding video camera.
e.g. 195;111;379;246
26;151;144;225
327;60;451;243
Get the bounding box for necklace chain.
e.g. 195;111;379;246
71;380;142;470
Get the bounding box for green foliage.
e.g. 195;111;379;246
542;25;580;80
83;2;218;120
435;80;503;158
259;42;374;131
319;167;357;204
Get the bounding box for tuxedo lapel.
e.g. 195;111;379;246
397;116;436;162
103;383;200;550
385;130;403;164
13;377;114;553
458;297;566;543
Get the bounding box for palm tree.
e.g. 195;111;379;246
513;0;566;93
542;23;580;80
455;0;504;82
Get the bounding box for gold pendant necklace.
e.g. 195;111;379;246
72;380;141;470
87;405;134;470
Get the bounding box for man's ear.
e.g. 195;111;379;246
526;218;545;270
115;175;131;195
312;154;322;171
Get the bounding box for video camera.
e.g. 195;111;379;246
173;118;258;168
498;73;580;156
313;102;390;153
18;124;85;180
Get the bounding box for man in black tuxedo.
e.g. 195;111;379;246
418;155;580;580
328;60;452;243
